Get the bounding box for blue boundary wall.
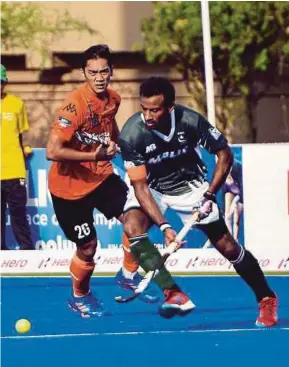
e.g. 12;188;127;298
2;144;289;275
5;147;244;251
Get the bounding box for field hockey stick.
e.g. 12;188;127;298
89;134;110;146
75;131;109;147
115;210;200;303
90;135;121;153
80;132;122;154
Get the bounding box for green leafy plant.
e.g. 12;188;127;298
139;1;289;142
1;2;97;66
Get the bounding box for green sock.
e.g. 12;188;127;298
129;235;176;291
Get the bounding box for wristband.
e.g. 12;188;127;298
204;191;216;201
159;222;172;232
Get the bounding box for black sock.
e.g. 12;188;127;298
233;250;275;302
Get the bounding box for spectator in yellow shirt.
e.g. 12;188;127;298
1;64;33;250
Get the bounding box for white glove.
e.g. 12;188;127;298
193;191;216;220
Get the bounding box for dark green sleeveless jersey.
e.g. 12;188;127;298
119;104;228;195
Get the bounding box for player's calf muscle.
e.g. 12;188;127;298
214;233;240;261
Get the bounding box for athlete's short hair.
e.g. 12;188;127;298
81;44;113;70
140;77;175;107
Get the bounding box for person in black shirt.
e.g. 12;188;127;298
119;77;278;326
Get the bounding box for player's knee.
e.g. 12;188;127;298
215;233;240;261
77;239;98;261
123;222;141;238
123;210;150;237
222;245;240;261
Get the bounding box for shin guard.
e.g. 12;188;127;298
122;233;139;273
129;235;176;291
70;254;95;296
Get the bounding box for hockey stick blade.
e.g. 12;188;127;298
114;251;173;303
115;211;200;303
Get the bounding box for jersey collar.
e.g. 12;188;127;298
82;83;118;115
141;109;176;142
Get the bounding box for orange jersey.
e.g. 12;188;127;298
48;83;121;200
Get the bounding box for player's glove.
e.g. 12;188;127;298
193;191;216;220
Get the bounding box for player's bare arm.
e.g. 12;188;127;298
46;130;113;162
132;177;178;245
132;177;166;226
207;146;233;195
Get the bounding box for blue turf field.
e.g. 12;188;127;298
1;276;288;367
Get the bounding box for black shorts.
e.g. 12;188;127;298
51;174;128;247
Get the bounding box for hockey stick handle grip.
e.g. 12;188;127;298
95;137;109;147
163;210;200;256
92;137;121;154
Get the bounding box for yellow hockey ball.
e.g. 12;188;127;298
15;319;31;334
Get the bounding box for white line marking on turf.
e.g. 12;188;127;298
2;327;289;340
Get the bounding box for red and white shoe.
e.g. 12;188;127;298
255;294;278;327
159;289;196;318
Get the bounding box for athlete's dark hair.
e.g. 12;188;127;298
139;77;175;107
81;44;113;70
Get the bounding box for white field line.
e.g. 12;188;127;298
2;327;289;340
